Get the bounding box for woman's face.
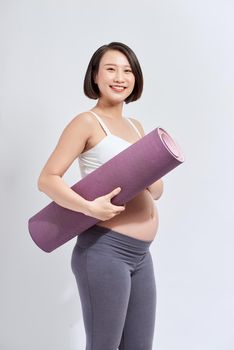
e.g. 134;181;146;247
94;49;135;103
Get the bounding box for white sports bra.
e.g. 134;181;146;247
78;110;142;178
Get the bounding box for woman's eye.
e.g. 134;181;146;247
107;68;132;73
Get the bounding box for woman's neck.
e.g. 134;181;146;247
93;100;124;120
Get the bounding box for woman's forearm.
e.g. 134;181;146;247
147;179;164;200
38;174;91;215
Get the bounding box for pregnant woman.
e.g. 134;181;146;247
38;41;164;350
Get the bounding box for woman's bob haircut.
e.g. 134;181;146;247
83;42;144;104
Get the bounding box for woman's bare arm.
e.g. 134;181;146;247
146;179;164;200
38;174;91;215
38;113;94;215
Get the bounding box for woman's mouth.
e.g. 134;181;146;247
109;85;126;92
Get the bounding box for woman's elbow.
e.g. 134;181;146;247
154;179;164;200
37;177;44;192
37;174;47;192
160;180;164;197
147;179;164;200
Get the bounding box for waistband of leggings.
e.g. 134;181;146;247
78;224;153;249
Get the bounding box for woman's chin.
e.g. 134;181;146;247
101;95;126;105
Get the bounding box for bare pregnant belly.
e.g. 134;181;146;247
96;189;159;241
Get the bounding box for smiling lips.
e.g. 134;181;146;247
110;85;126;92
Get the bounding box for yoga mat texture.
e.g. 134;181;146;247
28;127;185;253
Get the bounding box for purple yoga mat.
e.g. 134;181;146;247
28;127;185;253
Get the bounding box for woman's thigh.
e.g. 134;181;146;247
119;251;157;350
71;244;132;350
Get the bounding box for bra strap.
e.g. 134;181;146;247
89;111;111;136
127;118;142;138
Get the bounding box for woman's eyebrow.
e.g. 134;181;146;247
104;63;131;68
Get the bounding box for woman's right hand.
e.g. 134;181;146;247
86;187;126;221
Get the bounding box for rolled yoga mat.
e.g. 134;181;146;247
28;127;185;253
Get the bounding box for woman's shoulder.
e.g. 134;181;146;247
72;110;96;124
66;111;98;131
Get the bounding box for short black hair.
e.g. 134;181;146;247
83;42;143;104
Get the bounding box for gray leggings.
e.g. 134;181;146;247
71;224;157;350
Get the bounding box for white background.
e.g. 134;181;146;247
1;0;234;349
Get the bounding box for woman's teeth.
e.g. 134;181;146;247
110;86;125;91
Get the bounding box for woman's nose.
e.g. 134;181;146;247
114;70;124;82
